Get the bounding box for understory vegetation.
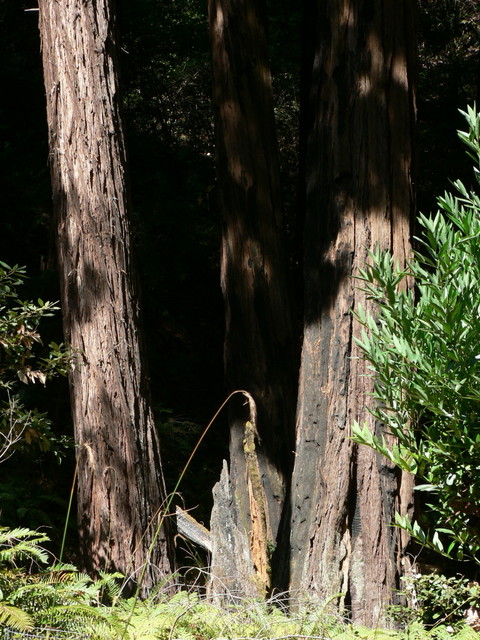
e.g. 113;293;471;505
2;527;480;639
3;106;480;636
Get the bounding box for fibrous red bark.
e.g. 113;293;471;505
38;0;175;593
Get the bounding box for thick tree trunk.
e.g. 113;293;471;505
290;0;416;625
38;0;175;592
208;0;297;596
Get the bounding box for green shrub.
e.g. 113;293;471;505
352;105;480;561
0;262;70;463
391;571;480;628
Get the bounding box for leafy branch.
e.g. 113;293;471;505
0;262;72;462
352;105;480;562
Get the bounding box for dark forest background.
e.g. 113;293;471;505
0;0;478;558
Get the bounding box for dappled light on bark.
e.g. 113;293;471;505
290;0;416;626
38;0;175;594
208;0;298;596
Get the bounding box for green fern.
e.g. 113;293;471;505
0;528;125;636
0;600;33;631
0;527;49;566
6;566;124;631
39;602;122;633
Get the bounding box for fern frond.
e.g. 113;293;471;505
49;562;79;573
96;571;124;602
0;601;34;631
0;526;49;545
40;602;124;636
0;527;49;566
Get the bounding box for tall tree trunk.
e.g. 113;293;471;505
289;0;416;625
208;0;297;596
38;0;175;592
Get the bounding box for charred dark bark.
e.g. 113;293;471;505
290;0;416;625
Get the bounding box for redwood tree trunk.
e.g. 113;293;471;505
208;0;297;596
38;0;175;592
289;0;416;625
